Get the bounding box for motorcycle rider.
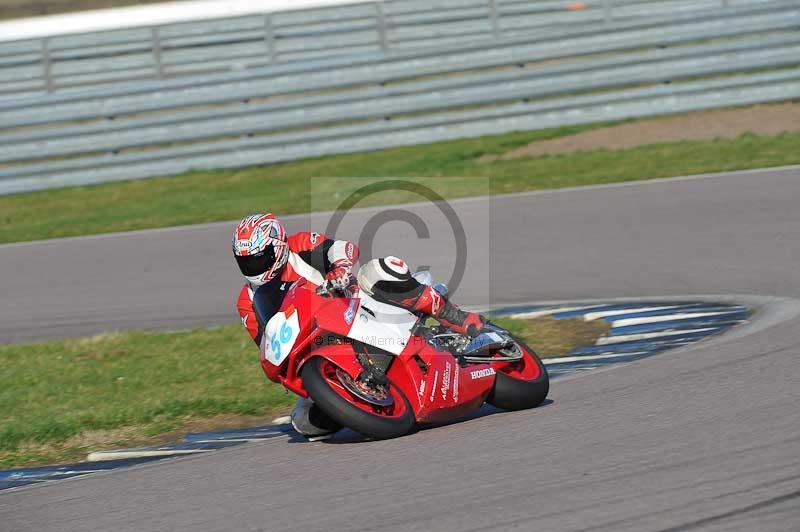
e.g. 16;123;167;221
233;213;485;438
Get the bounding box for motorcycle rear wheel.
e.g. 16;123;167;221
301;357;416;440
486;336;549;411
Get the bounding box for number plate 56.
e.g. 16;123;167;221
262;307;301;366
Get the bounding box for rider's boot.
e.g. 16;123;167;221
291;397;342;441
405;286;485;337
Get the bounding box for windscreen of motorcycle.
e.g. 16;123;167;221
346;292;418;355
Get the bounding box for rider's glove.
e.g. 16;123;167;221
326;261;353;291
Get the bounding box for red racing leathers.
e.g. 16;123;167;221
237;232;359;345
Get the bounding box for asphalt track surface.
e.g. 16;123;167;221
2;166;800;531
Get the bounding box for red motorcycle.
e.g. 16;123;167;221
258;274;549;439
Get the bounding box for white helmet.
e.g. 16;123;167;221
357;256;411;295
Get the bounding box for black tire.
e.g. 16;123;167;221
486;337;550;411
301;357;416;440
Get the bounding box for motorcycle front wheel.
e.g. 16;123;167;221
486;336;550;411
301;357;416;440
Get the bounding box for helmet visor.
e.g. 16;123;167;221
235;247;277;277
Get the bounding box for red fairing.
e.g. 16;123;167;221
235;231;360;342
255;279;498;425
241;247;548;437
390;350;495;424
285;343;364;397
258;281;361;390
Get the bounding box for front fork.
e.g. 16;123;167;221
353;340;394;387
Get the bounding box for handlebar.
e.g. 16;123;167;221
315;280;331;297
315;277;358;298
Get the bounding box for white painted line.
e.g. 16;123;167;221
187;437;281;443
543;352;649;364
30;469;108;476
596;328;718;345
86;449;216;462
272;416;291;424
610;310;744;327
582;306;682;321
507;306;599;319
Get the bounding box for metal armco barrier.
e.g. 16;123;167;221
0;0;798;195
0;0;777;95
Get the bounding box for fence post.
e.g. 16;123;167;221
41;37;54;93
151;27;165;79
375;1;389;52
265;13;277;64
602;0;613;24
488;0;499;38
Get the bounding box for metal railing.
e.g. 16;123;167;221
0;0;770;95
0;0;798;195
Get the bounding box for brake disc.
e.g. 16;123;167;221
336;368;394;407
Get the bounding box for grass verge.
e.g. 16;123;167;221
2;123;799;244
489;315;608;359
0;314;607;468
